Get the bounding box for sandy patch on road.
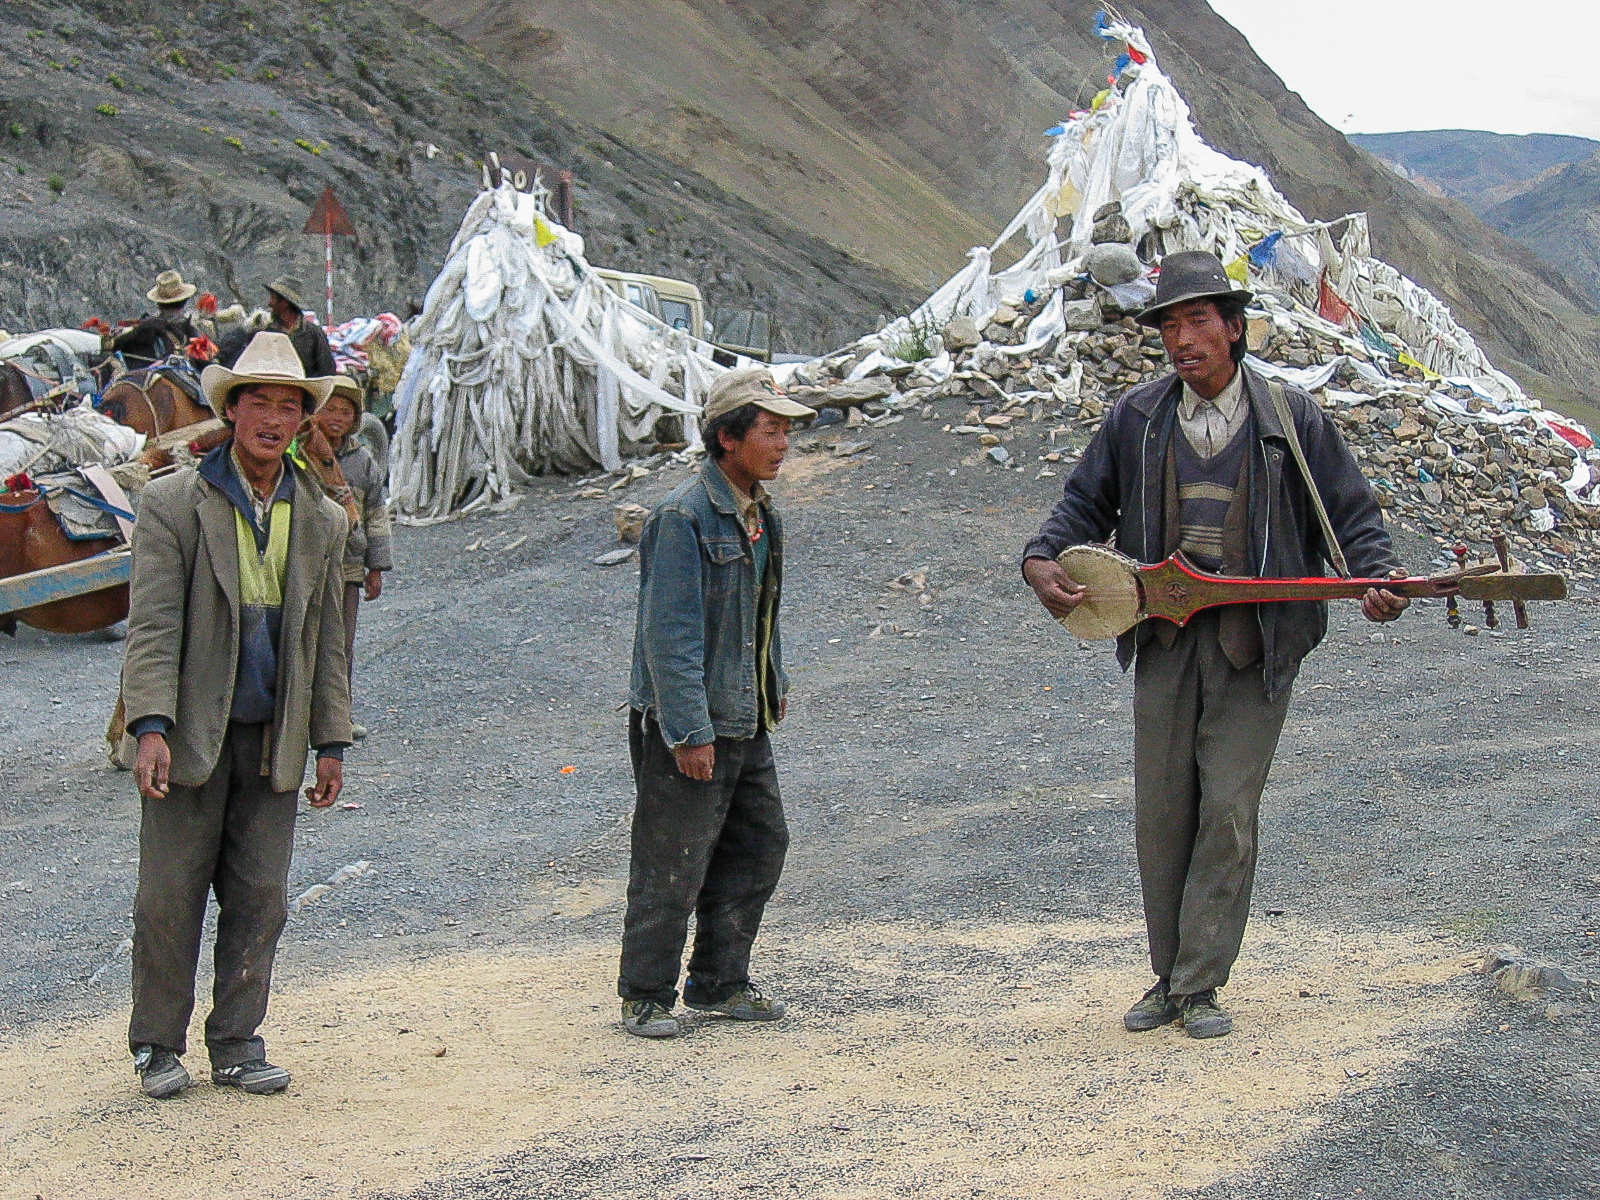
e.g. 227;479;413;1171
0;915;1470;1200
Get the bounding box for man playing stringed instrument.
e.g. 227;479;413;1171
1022;251;1408;1039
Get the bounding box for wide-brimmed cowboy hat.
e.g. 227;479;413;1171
200;331;335;416
1136;250;1252;327
147;270;198;305
265;275;309;312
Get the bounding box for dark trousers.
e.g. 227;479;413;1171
128;722;298;1068
1132;612;1292;996
617;710;788;1006
342;581;361;692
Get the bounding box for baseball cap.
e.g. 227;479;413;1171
702;367;817;424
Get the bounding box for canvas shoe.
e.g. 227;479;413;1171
1176;989;1233;1039
621;999;680;1038
134;1044;191;1099
686;983;786;1022
1123;979;1179;1031
212;1059;292;1094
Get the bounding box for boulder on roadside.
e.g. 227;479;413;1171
613;502;650;544
819;377;895;409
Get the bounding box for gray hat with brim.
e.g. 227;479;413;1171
265;275;309;312
702;366;816;424
1136;250;1252;327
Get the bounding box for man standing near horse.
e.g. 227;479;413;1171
116;330;352;1098
111;270;202;369
313;375;393;741
266;277;336;378
1021;251;1409;1040
617;367;814;1038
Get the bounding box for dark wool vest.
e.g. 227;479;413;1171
1160;420;1263;669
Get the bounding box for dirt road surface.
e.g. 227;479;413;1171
2;408;1597;1199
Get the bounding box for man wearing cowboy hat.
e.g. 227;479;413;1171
116;330;352;1098
617;366;814;1039
112;270;201;368
265;276;336;378
1021;250;1409;1039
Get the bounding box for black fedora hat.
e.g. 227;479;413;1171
1136;250;1252;327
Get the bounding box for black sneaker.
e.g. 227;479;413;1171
1176;989;1233;1039
212;1059;291;1093
1123;979;1178;1032
134;1044;191;1099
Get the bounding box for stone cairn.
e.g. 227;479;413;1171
787;276;1600;581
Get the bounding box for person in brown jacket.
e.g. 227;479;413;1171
314;376;393;739
115;331;352;1099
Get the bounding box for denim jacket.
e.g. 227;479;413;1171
628;458;789;748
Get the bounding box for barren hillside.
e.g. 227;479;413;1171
0;0;912;353
416;0;1600;404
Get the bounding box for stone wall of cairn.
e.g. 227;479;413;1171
788;283;1600;579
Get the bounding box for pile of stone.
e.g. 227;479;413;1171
785;293;1600;577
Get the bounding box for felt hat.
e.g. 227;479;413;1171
702;367;816;425
1136;250;1251;327
322;373;366;416
265;275;309;312
200;331;335;416
147;270;198;305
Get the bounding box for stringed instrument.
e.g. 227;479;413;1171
1054;544;1567;641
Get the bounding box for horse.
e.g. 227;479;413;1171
0;363;35;423
97;366;212;438
0;481;127;637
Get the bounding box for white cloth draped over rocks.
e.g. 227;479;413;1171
389;179;725;524
841;13;1596;510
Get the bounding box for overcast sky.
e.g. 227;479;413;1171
1207;1;1600;142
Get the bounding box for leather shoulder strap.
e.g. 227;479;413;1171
1267;379;1350;578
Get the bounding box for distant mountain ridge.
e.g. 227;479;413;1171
1351;129;1600;311
1350;130;1600;207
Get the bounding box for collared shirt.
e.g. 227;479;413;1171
728;478;779;729
230;445;287;533
1178;368;1247;459
728;479;769;541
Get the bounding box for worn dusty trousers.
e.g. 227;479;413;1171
1132;611;1292;996
128;722;298;1069
618;710;789;1007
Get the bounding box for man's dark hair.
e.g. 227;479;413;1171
1211;294;1250;365
703;404;762;460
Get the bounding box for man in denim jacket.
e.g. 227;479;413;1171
618;367;815;1038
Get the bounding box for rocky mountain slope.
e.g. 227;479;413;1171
415;0;1600;408
4;0;1600;398
1481;153;1600;312
0;0;912;353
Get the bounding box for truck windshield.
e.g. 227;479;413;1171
659;299;693;331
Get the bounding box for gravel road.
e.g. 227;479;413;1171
1;405;1595;1198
